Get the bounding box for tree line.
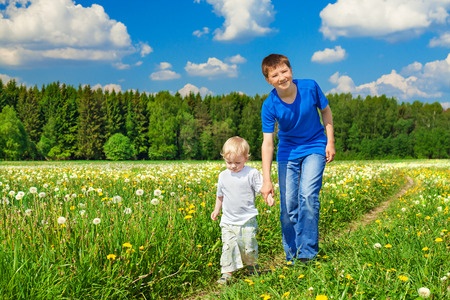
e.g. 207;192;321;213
0;79;449;161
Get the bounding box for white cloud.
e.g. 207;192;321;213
193;27;210;38
185;57;238;78
178;83;213;98
320;0;450;41
139;42;153;57
91;83;122;93
150;62;181;81
328;54;450;102
0;73;17;83
204;0;276;41
429;32;450;47
226;54;247;64
0;0;139;66
311;46;346;63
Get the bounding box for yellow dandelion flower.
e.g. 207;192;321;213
107;254;116;261
384;244;392;249
282;291;290;298
375;219;381;224
345;274;353;280
122;242;132;248
425;216;431;220
244;279;254;286
139;246;144;251
435;237;443;242
298;274;305;279
70;205;75;211
422;247;429;251
316;295;328;300
417;231;422;236
184;215;193;220
196;244;202;248
260;294;271;300
398;275;408;282
279;274;285;279
207;262;213;267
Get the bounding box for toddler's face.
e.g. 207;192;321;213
225;154;247;173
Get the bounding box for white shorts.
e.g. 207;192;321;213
220;217;258;273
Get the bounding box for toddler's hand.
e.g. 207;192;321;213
266;193;275;206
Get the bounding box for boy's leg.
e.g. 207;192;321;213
239;217;259;273
296;154;326;260
220;223;244;274
278;160;301;261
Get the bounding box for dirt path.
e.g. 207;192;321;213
344;176;414;233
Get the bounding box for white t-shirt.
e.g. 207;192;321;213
216;165;263;226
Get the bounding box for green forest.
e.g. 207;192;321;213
0;79;449;161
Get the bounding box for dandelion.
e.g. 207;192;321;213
196;244;202;248
316;296;328;300
79;210;86;216
15;191;25;200
373;243;382;249
113;195;123;203
151;198;160;205
282;292;290;298
422;247;429;251
417;287;430;298
139;246;144;251
92;218;101;225
135;189;144;196
260;294;271;300
279;274;285;279
298;274;305;279
437;206;442;212
401;207;407;212
24;209;32;216
123;207;132;214
78;202;86;208
398;275;408;282
123;242;132;248
244;278;254;286
57;216;66;224
107;254;116;261
38;192;46;198
29;187;38;194
435;237;443;243
384;244;392;249
184;215;193;220
153;189;162;196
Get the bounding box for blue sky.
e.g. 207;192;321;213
1;0;450;109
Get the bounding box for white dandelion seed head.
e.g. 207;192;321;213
153;189;162;196
136;189;144;196
54;187;59;192
92;218;101;225
24;209;32;216
71;193;77;198
124;207;132;214
29;187;38;194
43;183;49;188
308;287;314;291
78;202;86;208
417;287;431;298
8;190;15;197
124;178;130;183
401;207;406;212
38;192;46;198
437;206;442;212
440;276;448;282
113;195;122;203
150;198;160;205
170;192;175;196
79;210;86;216
57;216;66;224
373;243;382;249
1;197;10;205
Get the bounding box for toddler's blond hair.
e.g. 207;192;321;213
221;136;251;160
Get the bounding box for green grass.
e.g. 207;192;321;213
0;160;448;299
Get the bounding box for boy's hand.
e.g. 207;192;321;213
266;193;275;206
211;211;219;221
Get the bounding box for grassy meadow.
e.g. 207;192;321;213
0;160;448;299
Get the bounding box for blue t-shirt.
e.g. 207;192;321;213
261;79;329;161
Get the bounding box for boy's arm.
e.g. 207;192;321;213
261;132;274;200
211;196;223;221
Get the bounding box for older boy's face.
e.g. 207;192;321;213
265;63;293;90
225;154;247;173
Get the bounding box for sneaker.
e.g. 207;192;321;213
217;273;232;285
246;264;260;275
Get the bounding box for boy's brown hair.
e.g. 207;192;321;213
221;136;251;160
261;53;291;78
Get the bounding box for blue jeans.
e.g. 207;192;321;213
277;154;326;261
